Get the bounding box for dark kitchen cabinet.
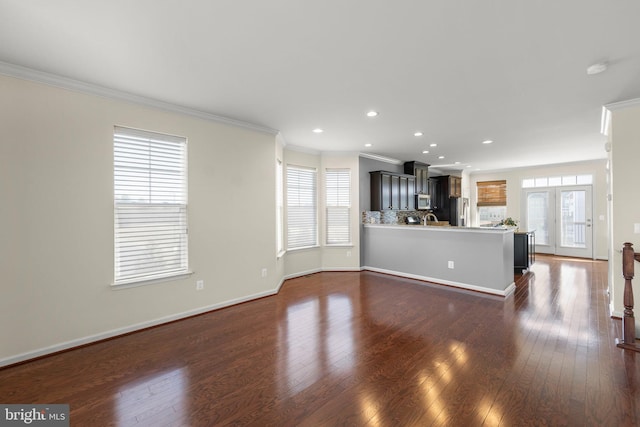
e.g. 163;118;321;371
404;161;430;194
370;171;416;211
433;175;462;225
514;231;535;272
400;175;416;210
448;176;462;198
427;178;439;208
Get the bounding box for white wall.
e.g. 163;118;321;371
320;152;361;270
468;159;608;260
609;101;640;335
0;74;279;365
282;148;361;278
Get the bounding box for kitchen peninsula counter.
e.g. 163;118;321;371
363;224;515;296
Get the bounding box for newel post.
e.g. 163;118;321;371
616;242;640;352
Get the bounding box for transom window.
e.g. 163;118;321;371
522;174;592;188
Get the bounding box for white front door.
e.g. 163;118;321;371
523;185;593;258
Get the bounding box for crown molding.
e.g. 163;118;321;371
0;61;278;136
358;152;403;165
604;97;640;111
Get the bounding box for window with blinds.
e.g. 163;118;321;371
113;126;188;285
325;168;351;245
286;165;317;249
477;180;507;206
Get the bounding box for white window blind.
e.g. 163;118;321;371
325;168;351;245
287;165;317;249
113;126;188;285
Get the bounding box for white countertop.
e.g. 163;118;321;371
363;223;514;234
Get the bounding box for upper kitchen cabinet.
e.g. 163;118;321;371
437;175;461;198
403;161;429;194
370;171;416;211
451;176;462;198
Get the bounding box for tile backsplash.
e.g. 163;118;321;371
363;210;429;225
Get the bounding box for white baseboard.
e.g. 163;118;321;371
363;266;516;297
283;268;322;281
283;267;362;281
0;288;279;368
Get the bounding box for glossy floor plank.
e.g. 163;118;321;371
1;255;639;426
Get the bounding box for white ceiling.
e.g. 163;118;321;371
2;1;640;172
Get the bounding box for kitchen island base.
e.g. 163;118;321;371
363;224;515;297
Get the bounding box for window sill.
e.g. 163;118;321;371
286;245;321;252
325;243;354;248
111;271;194;290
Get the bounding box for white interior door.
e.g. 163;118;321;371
523;185;593;258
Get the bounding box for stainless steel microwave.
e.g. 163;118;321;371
416;194;431;210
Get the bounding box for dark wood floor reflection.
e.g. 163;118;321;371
1;255;639;426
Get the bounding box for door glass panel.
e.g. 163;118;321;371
527;192;549;245
560;190;586;248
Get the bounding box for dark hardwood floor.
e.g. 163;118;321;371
1;255;639;426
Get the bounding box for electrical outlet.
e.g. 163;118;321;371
261;268;267;278
196;280;204;290
448;261;454;269
346;250;351;257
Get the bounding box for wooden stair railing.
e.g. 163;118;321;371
615;242;640;352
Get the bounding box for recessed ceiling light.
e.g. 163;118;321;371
430;143;437;147
466;165;472;168
438;156;445;159
455;161;461;165
367;111;379;117
414;132;423;137
587;62;608;75
312;128;323;133
482;140;493;144
364;143;372;147
422;150;429;154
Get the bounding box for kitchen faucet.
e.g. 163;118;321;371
423;213;438;225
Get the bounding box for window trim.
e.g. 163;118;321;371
276;159;285;257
